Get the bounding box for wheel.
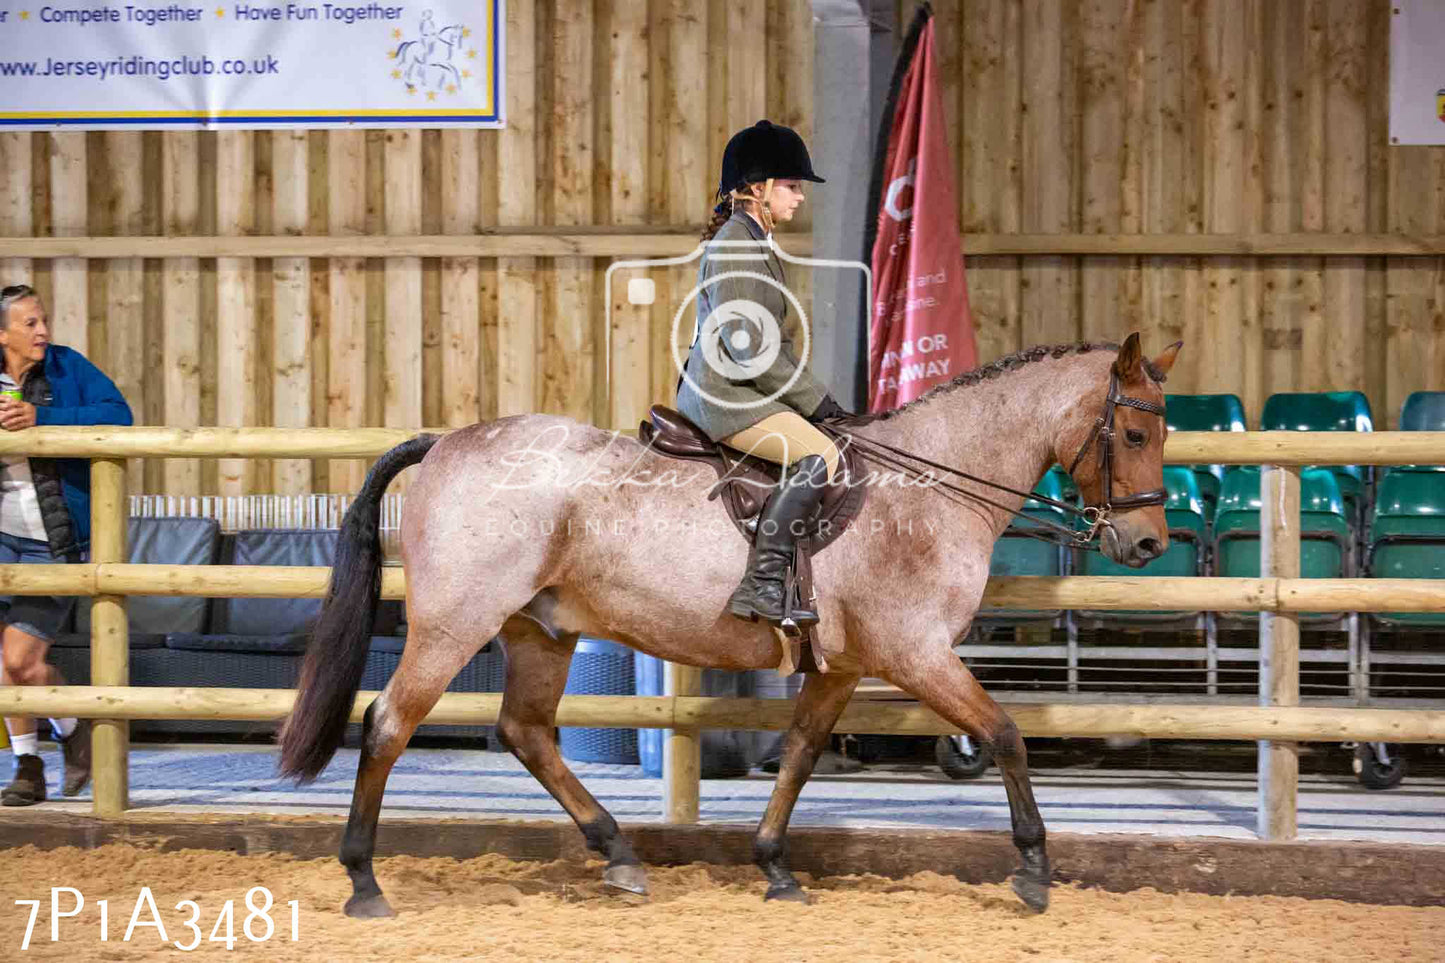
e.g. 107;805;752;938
935;735;992;780
1352;743;1407;790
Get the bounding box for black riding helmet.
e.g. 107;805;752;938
717;120;826;196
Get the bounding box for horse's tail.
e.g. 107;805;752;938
278;433;440;782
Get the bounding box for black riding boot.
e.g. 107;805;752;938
727;454;829;628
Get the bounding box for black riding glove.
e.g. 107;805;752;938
808;394;850;423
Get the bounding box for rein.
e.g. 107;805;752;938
833;370;1168;548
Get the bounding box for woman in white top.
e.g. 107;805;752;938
0;284;133;807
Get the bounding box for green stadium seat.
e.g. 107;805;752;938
1261;391;1373;522
1394;392;1445;473
1165;393;1246;527
1214;466;1352;624
1075;466;1207;624
984;466;1075;624
1367;470;1445;628
1400;391;1445;432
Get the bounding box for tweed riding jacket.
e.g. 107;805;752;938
674;211;829;441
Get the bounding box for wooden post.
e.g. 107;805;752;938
1258;464;1300;840
663;662;702;824
89;458;128;817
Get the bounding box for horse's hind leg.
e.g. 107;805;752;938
339;631;485;919
753;670;861;902
496;620;649;895
884;649;1051;912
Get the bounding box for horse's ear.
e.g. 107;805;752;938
1150;340;1184;380
1113;332;1144;383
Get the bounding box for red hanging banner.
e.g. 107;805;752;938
866;11;977;413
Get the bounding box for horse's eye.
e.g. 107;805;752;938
1125;429;1146;447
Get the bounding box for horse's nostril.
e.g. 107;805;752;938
1137;537;1163;559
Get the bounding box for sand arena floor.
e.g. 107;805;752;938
0;844;1440;962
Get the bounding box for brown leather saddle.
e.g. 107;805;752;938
638;405;868;673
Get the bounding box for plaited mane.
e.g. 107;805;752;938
849;341;1138;425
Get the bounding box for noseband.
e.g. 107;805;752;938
1065;370;1168;537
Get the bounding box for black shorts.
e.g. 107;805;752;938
0;532;78;643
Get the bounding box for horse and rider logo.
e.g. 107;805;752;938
388;9;477;98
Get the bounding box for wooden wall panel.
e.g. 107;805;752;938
271;130;312;495
48;134;88;356
161;133;201;496
1019;0;1076;348
0;0;1441;499
1078;0;1134;345
104;132;147;494
440;129;482;430
215;133;257;497
382;129;423;496
0;134;31;287
960;0;1022;364
1139;0;1191;379
606;0;652;434
544;1;596;424
1322;0;1369;398
326;131;368;493
655;0;708;415
496;0;538;419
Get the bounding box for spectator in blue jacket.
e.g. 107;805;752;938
0;284;132;807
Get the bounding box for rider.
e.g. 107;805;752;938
675;120;849;630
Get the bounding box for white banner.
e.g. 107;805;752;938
0;0;503;130
1389;0;1445;145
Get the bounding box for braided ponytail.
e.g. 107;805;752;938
701;194;733;241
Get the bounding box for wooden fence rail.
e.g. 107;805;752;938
4;688;1443;745
0;426;1442;464
0;427;1440;838
0;564;1441;613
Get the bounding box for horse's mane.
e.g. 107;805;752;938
847;339;1164;425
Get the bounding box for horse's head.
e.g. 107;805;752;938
1060;333;1182;568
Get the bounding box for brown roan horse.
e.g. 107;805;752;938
278;333;1181;918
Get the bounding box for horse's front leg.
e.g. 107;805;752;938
882;646;1051;912
753;670;860;902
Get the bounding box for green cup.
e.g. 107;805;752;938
0;389;20;402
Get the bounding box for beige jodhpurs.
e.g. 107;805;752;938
723;411;840;483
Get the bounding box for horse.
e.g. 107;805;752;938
278;333;1181;919
395;23;464;91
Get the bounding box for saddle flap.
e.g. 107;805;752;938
640;407;867;556
646;405;718;459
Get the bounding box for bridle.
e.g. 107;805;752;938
1062;368;1168;540
834;369;1169;549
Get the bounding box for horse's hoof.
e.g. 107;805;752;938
344;894;396;919
603;862;650;896
1010;874;1050;913
764;884;812;904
